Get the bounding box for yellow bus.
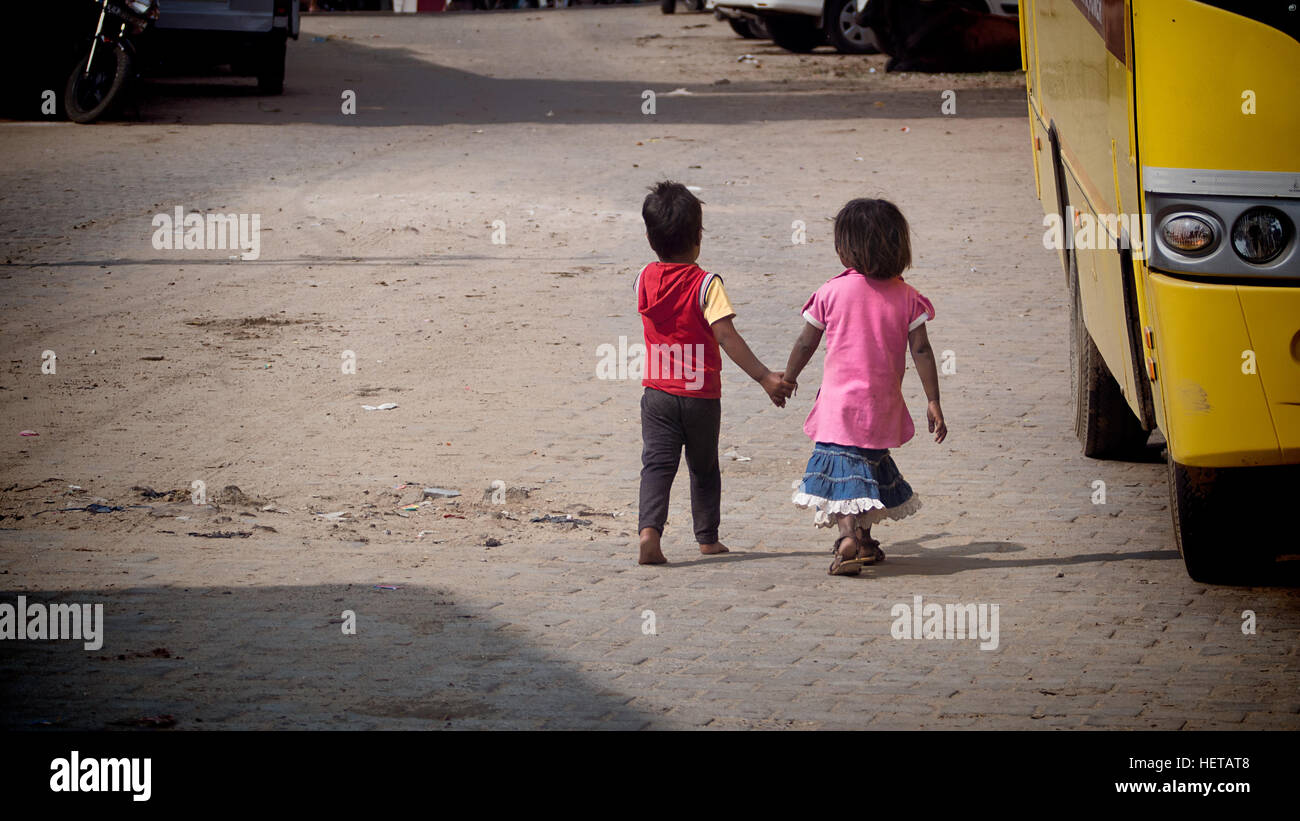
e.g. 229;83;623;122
1020;0;1299;582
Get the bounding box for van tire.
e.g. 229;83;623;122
729;17;759;37
825;0;879;54
257;31;287;95
767;15;825;52
1069;253;1149;459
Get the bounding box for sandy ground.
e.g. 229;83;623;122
3;7;1294;731
0;7;1027;531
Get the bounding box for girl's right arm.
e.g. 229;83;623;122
782;322;824;394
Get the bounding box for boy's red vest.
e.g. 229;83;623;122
636;262;724;398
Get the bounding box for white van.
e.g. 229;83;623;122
713;0;1015;55
152;0;300;93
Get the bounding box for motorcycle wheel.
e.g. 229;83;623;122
64;41;131;124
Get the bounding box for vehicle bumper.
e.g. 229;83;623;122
738;0;824;16
1146;272;1300;467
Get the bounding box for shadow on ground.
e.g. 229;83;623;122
11;32;1026;127
0;583;649;730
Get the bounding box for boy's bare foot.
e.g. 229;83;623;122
639;528;667;565
699;542;729;555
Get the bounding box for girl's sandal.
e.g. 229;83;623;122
828;536;866;576
855;525;886;565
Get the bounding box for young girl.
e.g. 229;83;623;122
781;198;947;576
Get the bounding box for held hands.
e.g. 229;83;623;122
760;370;794;407
927;399;948;443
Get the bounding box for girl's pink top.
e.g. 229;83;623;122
800;269;935;449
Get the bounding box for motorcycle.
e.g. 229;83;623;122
65;0;159;123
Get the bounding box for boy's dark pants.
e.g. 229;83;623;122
638;387;721;544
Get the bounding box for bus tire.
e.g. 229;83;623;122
1168;460;1274;584
1169;459;1225;583
1069;255;1148;458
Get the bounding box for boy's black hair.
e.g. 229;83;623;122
642;181;702;261
834;198;912;280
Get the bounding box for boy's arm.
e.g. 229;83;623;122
782;322;824;393
908;323;947;443
711;316;788;406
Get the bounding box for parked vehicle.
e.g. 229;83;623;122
712;4;770;39
1022;0;1299;582
710;0;1013;55
148;0;300;94
65;0;160;123
863;0;1020;72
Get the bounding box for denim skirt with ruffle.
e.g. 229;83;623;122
792;442;921;527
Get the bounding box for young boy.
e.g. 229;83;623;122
636;181;790;565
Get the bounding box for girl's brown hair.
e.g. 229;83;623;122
833;198;911;280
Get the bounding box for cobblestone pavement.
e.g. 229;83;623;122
1;9;1296;730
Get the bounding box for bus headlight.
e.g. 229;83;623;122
1231;207;1289;264
1160;214;1216;255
